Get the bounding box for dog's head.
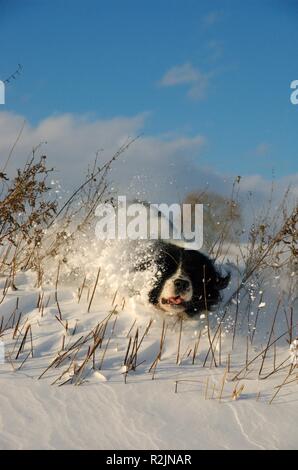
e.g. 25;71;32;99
148;242;230;316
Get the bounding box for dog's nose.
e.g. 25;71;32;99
174;278;190;292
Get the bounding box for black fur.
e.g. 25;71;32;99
136;241;230;317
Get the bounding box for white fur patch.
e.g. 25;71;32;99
158;262;193;313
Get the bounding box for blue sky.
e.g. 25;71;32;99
0;0;297;201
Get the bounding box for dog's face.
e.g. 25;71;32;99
148;242;230;317
158;268;193;313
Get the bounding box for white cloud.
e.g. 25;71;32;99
254;142;271;156
0;111;296;218
206;40;224;61
159;63;200;86
202;10;223;28
0;111;146;182
159;63;210;101
240;173;298;199
0;111;207;201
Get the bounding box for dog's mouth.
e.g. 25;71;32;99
161;295;186;306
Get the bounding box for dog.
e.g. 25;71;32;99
135;240;230;317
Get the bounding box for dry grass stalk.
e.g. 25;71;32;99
176;317;183;365
289;306;294;345
232;382;245;400
204;377;210;400
126;319;137;338
111;289;118;307
77;276;86;303
218;368;228;401
149;320;167;379
227;353;231;372
232;277;240;349
73;335;103;384
12;311;22;339
258;299;281;376
203;265;217;367
123;319;153;382
245;336;249;371
219;324;222;366
251;292;263;344
39;314;114;380
17;351;31;370
87;266;101;313
55;315;69;334
203;308;226;368
0;277;10;305
269;364;296;404
232;321;298;381
273;332;277;371
54;261;62;320
260;356;290;380
98;314;118;370
15;324;33;359
192;331;201;365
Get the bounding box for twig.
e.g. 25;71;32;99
87;267;101;313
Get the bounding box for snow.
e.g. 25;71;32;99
290;340;298;366
0;242;297;450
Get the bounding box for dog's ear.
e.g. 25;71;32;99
215;272;230;290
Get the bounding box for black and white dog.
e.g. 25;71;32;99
135;241;230;317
